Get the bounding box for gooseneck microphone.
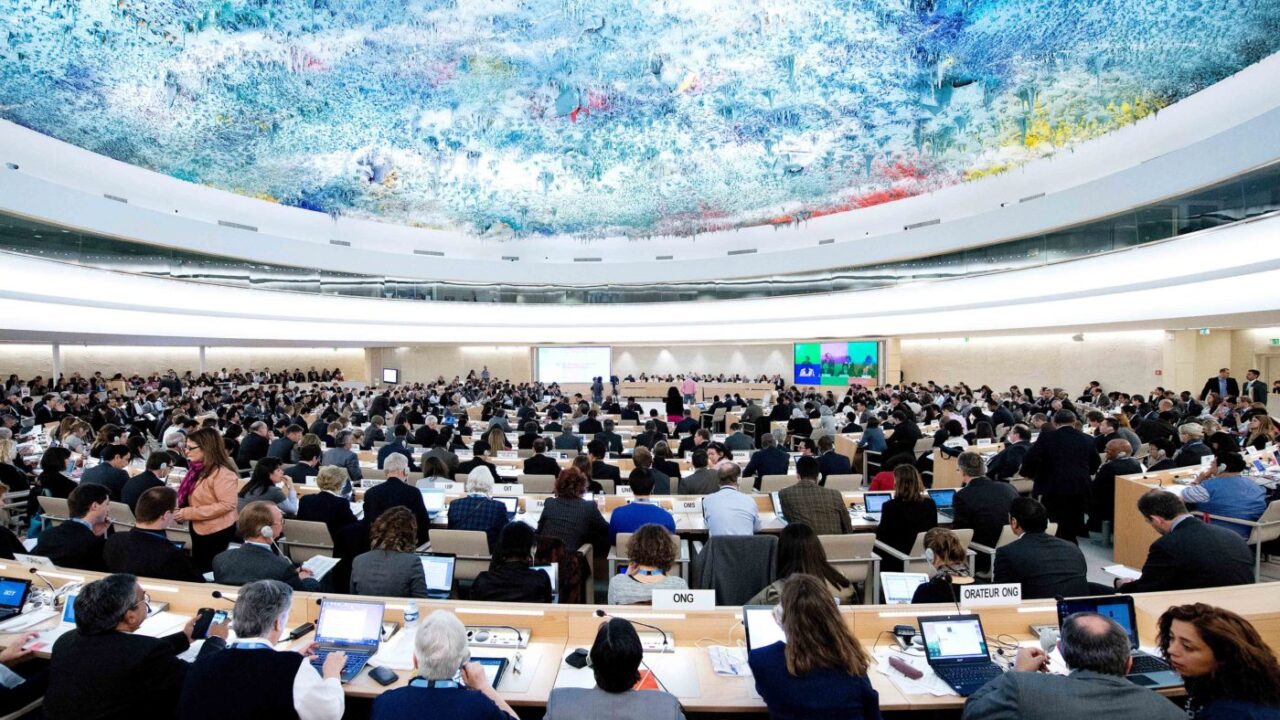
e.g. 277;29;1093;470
210;590;237;605
594;608;670;651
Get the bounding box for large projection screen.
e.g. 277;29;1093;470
536;346;611;383
793;341;881;386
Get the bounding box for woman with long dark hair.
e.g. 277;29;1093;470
174;427;240;571
1158;603;1280;719
748;523;855;605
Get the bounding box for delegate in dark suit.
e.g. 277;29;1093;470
952;476;1020;570
212;544;316;591
362;477;431;545
1089;457;1142;532
296;491;359;540
1242;377;1269;404
103;528;204;583
1123;516;1253;593
235;432;270;470
590;460;621;485
1199;375;1239;401
34;521;107;571
43;627;224;720
742;446;789;487
595;430;624;455
962;669;1184;720
80;463;130;502
265;436;295;462
456;456;499;483
816;451;852;483
992;531;1089;599
678;468;721;495
1019;425;1101;542
377;440;419;471
986;440;1030;481
523;453;561;477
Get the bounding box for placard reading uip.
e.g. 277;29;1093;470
495;483;524;495
960;583;1021;608
437;482;465;494
652;589;715;610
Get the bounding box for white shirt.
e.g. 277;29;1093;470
230;638;345;720
702;486;761;536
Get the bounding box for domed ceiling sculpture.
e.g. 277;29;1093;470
2;0;1278;239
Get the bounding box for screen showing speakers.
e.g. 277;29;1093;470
793;341;879;386
381;367;399;384
536;346;611;383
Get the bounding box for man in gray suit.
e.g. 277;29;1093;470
554;426;583;452
321;429;362;483
677;450;720;495
723;423;755;452
594;419;624;455
420;428;460;475
212;502;319;591
962;612;1183;719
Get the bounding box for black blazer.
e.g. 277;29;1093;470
457;457;499;483
654;459;681;479
121;471;165;513
470;562;554;603
1019;426;1101;497
987;441;1031;481
34;521;107;571
874;497;938;572
297;491;359;540
590;460;621;483
952;477;1020;550
522;454;560;477
883;420;923;460
911;575;964;605
236;432;270;469
992;531;1090;599
80;464;130;502
362;478;430;544
1089;457;1143;529
1124;516;1254;593
44;629;224;720
104;528;204;583
266;436;295;461
816;451;852;481
578;419;603;435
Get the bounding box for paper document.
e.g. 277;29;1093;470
873;648;956;697
1103;564;1142;581
0;608;56;634
301;555;340;581
707;646;750;677
137;611;189;639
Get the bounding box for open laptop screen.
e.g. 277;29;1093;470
315;600;384;649
419;553;457;595
494;496;519;515
920;615;990;663
1057;596;1141;650
880;572;929;604
864;492;892;513
0;579;30;611
927;489;955;510
742;605;786;651
420;489;446;514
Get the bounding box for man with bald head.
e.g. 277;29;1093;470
1088;439;1144;536
962;613;1183;719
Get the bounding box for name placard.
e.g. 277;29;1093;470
497;451;518;460
529;497;548;512
675;498;703;513
652;589;715;610
976;439;993;447
437;482;465;494
495;483;524;495
616;485;633;496
960;583;1021;608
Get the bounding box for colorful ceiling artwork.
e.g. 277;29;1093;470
2;1;1278;239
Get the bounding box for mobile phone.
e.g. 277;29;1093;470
369;665;399;686
192;608;228;640
287;622;315;641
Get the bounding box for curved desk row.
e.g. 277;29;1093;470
2;562;1274;713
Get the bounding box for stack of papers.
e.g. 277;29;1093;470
707;646;750;677
301;555;340;581
369;626;416;670
1103;564;1142;581
137;611;189;639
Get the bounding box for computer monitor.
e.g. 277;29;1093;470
919;615;991;664
420;488;446;515
770;491;784;518
880;572;929;604
418;552;456;599
532;563;559;603
742;605;787;651
1056;596;1142;650
61;594;77;624
927;488;956;510
863;492;892;513
381;368;399;384
0;579;31;614
314;600;385;650
494;496;519;517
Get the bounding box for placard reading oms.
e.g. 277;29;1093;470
536;346;611;383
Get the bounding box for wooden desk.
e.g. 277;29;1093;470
931;443;1004;489
1112;468;1199;568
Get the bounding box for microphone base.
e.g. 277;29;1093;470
464;625;530;649
638;631;676;653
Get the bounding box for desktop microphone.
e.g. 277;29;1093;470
594;609;670;651
467;624;526;647
210;590;237;605
28;566;56;595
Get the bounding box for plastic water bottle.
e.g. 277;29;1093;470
404;600;419;626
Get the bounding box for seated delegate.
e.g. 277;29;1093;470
544;617;684;720
748;522;855;605
351;506;429;598
607;523;688;605
470;521;554;603
1157;603;1280;719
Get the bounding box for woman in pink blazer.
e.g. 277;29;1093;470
175;427;240;571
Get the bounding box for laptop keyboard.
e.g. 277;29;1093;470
1129;654;1171;674
309;650;370;676
936;663;1002;687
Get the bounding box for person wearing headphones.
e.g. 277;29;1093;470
910;528;973;604
370;610;516;720
211;501;319;590
544;617;684;719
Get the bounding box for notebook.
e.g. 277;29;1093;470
1056;595;1181;688
918;614;1003;696
927;488;956;519
417;552;457;600
880;572;929;604
309;599;385;682
862;491;892;521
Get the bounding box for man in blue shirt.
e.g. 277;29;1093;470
608;469;675;547
702;464;761;536
1182;453;1268;538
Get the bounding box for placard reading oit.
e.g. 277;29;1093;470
960;583;1022;608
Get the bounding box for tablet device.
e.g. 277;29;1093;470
471;656;509;688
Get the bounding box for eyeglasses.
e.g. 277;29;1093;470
185;445;199;452
133;592;152;615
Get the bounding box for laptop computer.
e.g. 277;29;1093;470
927;489;957;519
309;599;385;682
494;496;519;520
770;491;785;522
420;488;446;518
918;614;1003;696
862;491;892;521
742;605;786;651
0;578;32;622
880;572;929;605
1056;595;1181;688
532;563;559;603
417;552;457;600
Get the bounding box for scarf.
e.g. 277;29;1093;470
177;460;204;507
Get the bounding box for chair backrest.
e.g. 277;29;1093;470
759;474;792;493
430;529;492;557
615;531;681;559
454;473;470;483
517;475;557;494
737;476;755;493
1252;500;1280;544
824;474;862;491
37;496;70;525
595;478;616;495
993;525;1017;549
362;467;387;480
819;533;877;584
107;501;136;533
692;534;778;606
280;519;335;564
